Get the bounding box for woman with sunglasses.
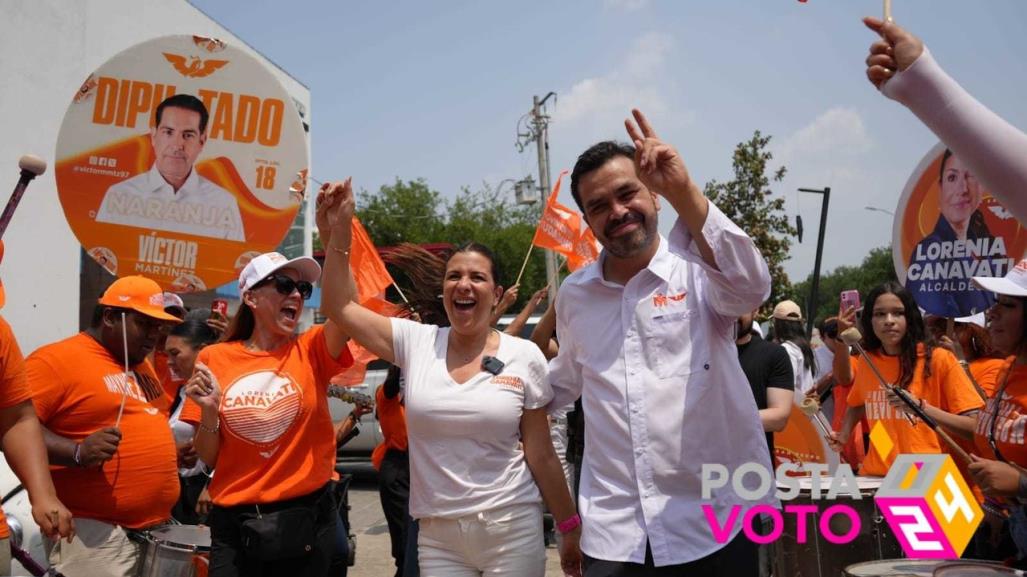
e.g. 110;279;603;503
319;179;582;577
966;262;1027;560
180;245;354;576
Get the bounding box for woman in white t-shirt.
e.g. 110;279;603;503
772;300;816;403
318;179;583;577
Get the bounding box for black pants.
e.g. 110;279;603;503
583;531;757;577
208;484;337;577
171;473;209;525
378;449;411;577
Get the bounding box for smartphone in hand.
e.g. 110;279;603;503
840;289;861;313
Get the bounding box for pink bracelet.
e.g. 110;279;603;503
556;513;581;534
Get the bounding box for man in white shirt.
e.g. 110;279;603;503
548;109;774;575
96;94;246;241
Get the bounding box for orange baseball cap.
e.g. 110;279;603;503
98;275;183;322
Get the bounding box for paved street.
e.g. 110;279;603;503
344;473;564;576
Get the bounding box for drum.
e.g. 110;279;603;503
843;559;1010;576
768;476;903;577
139;525;210;577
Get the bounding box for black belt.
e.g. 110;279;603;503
221;482;331;516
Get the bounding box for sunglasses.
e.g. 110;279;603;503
254;274;314;300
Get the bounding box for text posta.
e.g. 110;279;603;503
701;463;863;545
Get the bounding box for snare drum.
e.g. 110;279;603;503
139;525;210;577
768;476;903;577
843;559;1009;576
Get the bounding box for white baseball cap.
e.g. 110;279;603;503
954;312;987;327
238;252;321;292
973;259;1027;298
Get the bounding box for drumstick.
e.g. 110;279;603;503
115;311;129;428
840;328;917;425
799;397;847;464
946;318;989;402
0;155;46;241
841;328;973;464
884;0;893;22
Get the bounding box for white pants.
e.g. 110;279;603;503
45;518;142;577
418;502;545;577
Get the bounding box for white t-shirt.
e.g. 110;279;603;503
391;317;552;519
782;340;815;404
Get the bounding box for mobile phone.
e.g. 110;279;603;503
211;299;228;317
840;289;860;313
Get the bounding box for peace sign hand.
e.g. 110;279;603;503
624;108;694;198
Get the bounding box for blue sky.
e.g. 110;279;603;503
189;0;1027;283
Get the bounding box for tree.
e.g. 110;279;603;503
789;246;897;323
704;131;795;314
332;178;549;311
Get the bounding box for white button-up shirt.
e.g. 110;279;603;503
549;202;776;566
96;165;246;241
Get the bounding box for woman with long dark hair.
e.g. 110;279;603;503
179;237;354;575
829;281;984;476
164;313;219;523
319;179;582;577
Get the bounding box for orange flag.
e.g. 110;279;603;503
532;171;581;256
567;226;600;272
350;217;394;304
331;296;403;386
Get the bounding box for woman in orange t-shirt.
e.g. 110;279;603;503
180;247;353;577
829;281;983;476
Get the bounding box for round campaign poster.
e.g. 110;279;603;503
55;35;309;292
893;143;1025;318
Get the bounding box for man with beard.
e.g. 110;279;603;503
26;276;182;576
548;109;773;576
735;310;794;463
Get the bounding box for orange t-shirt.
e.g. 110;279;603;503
974;360;1027;468
180;326;352;507
0;315;32;539
847;346;984;476
26;332;179;529
153;349;183;401
371;385;408;471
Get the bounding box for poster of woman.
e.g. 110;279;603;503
894;143;1024;318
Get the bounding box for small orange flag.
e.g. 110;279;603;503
532;171;581;256
567;226;600;272
350;217;394;304
332;296;402;386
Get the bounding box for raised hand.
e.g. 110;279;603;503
623;108;694;197
863;17;925;89
321;178;355;234
185;362;221;412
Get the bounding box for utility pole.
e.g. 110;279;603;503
517;92;560;296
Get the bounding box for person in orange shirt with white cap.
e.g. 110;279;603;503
26;275;183;577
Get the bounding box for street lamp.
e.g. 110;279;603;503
864;205;895;216
799;187;831;338
495;176;539;205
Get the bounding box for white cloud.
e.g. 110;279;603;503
603;0;649;12
553;32;677;137
775;107;872;166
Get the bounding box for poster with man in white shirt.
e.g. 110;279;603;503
95;94;245;241
548;109;774;576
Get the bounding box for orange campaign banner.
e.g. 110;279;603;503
532;171;581;256
567;226;600;272
774;403;840;474
350;217;394;304
894;143;1026;317
55;35;309;292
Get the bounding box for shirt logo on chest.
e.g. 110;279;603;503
491;375;524;392
653;291;687;308
222;371;302;448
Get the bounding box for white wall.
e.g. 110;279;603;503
0;0;311;353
